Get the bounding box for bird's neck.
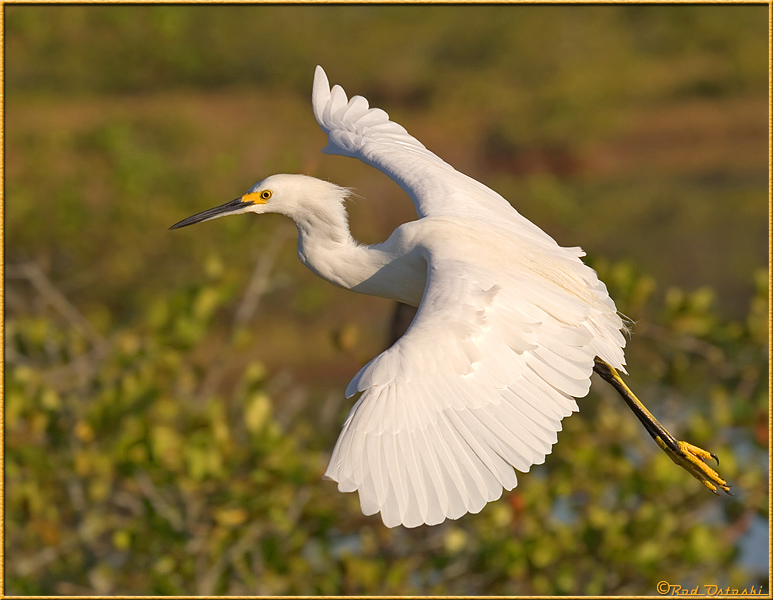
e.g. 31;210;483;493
293;199;353;246
292;202;375;290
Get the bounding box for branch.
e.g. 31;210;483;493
6;262;105;348
232;224;294;334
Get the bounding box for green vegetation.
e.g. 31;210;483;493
6;5;768;595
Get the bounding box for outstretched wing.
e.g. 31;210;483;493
324;230;626;528
312;66;540;231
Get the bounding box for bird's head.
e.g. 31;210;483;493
170;174;347;230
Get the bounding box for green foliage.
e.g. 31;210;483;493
8;266;330;595
7;258;768;595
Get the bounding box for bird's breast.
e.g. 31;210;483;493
350;249;427;307
297;233;427;307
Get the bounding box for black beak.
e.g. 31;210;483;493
170;197;252;230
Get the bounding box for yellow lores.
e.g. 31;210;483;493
242;190;272;204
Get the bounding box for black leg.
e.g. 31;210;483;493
593;358;730;495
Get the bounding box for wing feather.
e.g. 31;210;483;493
522;367;580;415
313;66;528;225
447;408;517;490
365;433;387;508
326;239;625;525
501;386;563;433
515;375;571;421
358;440;379;516
414;427;449;523
398;429;429;524
436;413;489;513
467;406;532;472
426;420;468;520
526;352;592;398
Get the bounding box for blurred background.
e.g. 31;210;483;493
5;4;768;595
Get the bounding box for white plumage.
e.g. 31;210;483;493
172;66;628;528
312;66;626;527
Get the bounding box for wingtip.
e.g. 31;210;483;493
312;65;331;123
313;66;330;96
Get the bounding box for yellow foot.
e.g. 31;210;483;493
656;438;731;495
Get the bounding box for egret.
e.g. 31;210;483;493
171;66;730;528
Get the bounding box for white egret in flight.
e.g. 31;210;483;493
172;66;730;528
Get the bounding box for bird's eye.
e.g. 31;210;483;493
260;190;272;200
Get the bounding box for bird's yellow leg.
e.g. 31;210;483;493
593;359;731;495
